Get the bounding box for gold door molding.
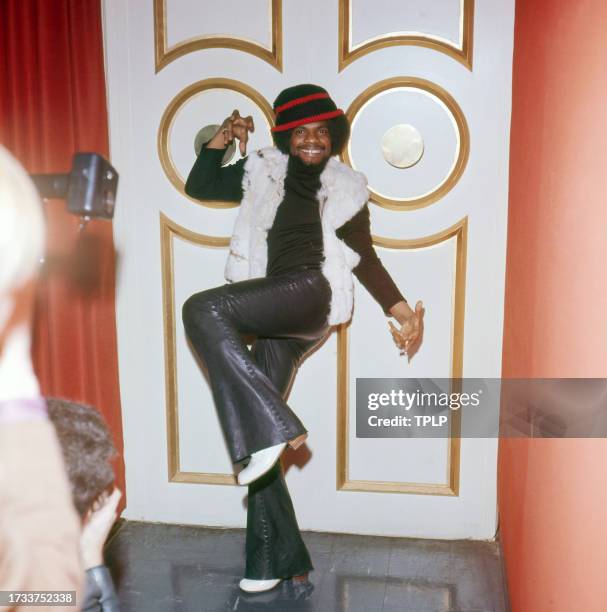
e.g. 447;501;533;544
342;77;470;211
162;212;467;492
154;0;283;72
338;0;474;71
158;78;274;209
337;217;468;496
160;212;236;485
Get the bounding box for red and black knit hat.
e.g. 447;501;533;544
271;84;344;132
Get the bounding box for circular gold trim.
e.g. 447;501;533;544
342;77;470;211
154;0;283;73
158;78;274;209
338;0;474;72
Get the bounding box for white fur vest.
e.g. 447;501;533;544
224;147;369;325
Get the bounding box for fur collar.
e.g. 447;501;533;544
242;147;368;227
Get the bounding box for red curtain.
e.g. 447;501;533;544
0;0;125;499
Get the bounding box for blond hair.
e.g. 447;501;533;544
0;145;45;295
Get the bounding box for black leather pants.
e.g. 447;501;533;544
182;268;332;579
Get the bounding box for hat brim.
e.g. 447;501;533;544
271;109;344;132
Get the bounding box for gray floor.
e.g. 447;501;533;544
105;521;509;612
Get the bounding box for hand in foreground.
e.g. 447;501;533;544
80;487;122;569
219;109;255;155
388;300;425;363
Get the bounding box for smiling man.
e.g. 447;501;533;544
289;121;331;164
182;84;424;594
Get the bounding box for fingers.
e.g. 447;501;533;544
388;320;403;342
105;487;122;513
221;110;255;155
239;124;248;155
221;120;233;147
80;487;122;569
221;110;238;147
405;312;424;361
406;333;422;358
238;115;254;155
233;116;254;144
91;488;121;521
90;490;107;513
388;302;426;360
227;122;233;145
388;321;408;353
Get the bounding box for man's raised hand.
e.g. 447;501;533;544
221;109;255;155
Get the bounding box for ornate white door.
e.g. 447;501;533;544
103;0;514;538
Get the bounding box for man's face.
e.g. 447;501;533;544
289;121;332;165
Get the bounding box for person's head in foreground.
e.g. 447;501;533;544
0;145;45;304
46;397;117;518
0;145;46;401
46;398;121;569
271;84;350;166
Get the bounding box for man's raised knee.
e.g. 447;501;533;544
182;289;223;334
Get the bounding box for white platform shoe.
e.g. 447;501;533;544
238;572;309;594
238;577;282;593
237;433;308;486
237;442;286;486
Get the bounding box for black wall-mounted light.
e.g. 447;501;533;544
30;153;119;222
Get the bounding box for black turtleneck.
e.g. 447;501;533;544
266;155;327;277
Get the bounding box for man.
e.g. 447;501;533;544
182;84;424;593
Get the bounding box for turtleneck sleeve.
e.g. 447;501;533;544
336;204;407;315
184;145;246;202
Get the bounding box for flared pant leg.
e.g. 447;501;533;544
182;270;330;580
244;336;325;579
181;269;331;464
